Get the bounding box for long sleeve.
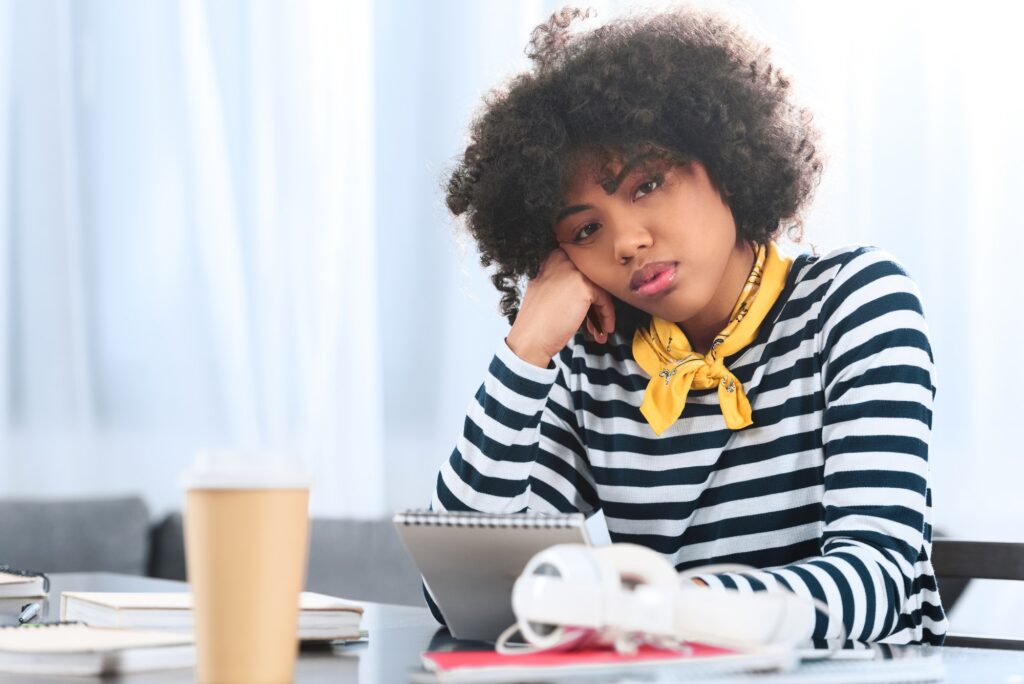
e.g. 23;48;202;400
432;338;601;516
693;248;946;644
423;339;601;623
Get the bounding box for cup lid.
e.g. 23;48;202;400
180;448;312;490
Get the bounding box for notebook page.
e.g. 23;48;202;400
0;625;191;654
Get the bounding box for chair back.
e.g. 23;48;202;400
932;538;1024;650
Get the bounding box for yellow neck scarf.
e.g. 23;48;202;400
631;242;793;435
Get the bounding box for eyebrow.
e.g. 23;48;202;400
554;152;656;224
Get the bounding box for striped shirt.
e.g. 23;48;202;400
432;245;947;645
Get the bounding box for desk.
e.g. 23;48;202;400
2;573;1023;683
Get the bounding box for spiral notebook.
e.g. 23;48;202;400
393;510;590;641
0;623;194;676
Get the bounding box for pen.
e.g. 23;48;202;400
18;602;41;624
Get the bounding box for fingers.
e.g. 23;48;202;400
589;287;617;343
585;308;604;343
533;249;617;345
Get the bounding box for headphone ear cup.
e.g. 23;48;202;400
511;544;618;649
590;543;680;638
591;543;679;591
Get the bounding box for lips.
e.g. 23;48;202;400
629;261;678;295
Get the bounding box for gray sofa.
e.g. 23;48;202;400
0;497;425;607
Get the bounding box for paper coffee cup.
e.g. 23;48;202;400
183;450;311;684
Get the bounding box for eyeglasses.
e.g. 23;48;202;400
0;565;50;593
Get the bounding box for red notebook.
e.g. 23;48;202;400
420;643;796;682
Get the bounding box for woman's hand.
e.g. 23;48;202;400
506;249;616;367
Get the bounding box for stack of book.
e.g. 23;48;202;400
0;568;49;626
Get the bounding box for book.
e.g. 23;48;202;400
60;591;364;641
417;643;797;683
0;597;50;629
0;623;194;676
0;570;47;599
393;510;591;641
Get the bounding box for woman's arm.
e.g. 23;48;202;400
423;337;600;623
432;337;600;515
433;247;612;514
692;248;946;645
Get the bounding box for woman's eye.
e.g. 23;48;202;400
634;176;662;199
574;223;600;242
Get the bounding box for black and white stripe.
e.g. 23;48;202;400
432;245;947;645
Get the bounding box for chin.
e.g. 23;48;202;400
627;302;688;325
618;285;708;324
638;293;698;322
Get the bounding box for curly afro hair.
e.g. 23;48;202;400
446;6;823;327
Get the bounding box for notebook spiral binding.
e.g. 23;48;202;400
0;621;82;630
393;510;585;529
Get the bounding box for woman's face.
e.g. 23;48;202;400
554;155;747;328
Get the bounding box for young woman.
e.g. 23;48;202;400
431;7;945;644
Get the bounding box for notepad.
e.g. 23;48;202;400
0;623;194;676
0;571;46;599
393;510;591;641
60;591;364;641
418;643;796;683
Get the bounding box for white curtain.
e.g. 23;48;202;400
0;0;382;517
1;0;1022;544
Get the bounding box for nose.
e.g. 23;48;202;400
613;221;653;265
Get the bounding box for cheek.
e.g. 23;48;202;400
658;229;732;311
689;206;736;269
563;248;612;285
687;234;734;300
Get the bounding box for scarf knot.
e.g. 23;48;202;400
631;242;793;435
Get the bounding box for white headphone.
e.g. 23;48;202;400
497;543;832;655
